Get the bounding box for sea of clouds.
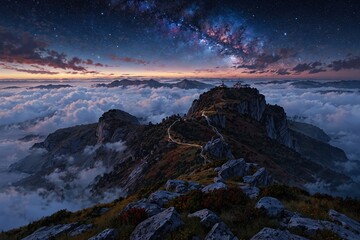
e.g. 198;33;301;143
0;79;359;230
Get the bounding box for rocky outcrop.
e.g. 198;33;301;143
328;209;360;234
69;224;93;236
123;199;163;217
202;182;227;193
165;179;202;193
262;105;298;150
217;159;247;180
96;109;139;143
188;209;222;227
88;228;118;240
288;216;360;240
148;190;181;207
205;222;238;240
243;167;272;187
204;138;234;160
130;207;184;240
250;227;308;240
236;95;266;121
22;223;78;240
255;197;284;218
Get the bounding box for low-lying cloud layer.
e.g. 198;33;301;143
254;81;360;161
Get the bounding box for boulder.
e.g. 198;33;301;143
148;190;181;207
130;207;184;240
205;222;238;240
165;179;202;193
88;228;118;240
188;209;222;227
204;138;234;160
123;199;163;217
22;223;78;240
69;224;93;236
202;182;227;193
255;197;284;218
328;209;360;234
243;168;272;187
239;186;260;199
250;227;308;240
288;216;360;239
218;159;247;180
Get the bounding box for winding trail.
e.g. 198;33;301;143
201;111;224;141
167;118;209;164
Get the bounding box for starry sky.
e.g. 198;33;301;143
0;0;360;79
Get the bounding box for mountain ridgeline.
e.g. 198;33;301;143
4;84;360;240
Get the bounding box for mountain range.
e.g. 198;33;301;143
2;84;360;240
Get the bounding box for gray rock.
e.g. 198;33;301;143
239;186;260;199
148;190;181;207
243;167;272;187
204;138;234;160
188;209;222;227
288;216;360;239
123;199;164;217
22;223;78;240
255;197;284;218
130;207;184;240
88;228;118;240
218;159;247;180
328;209;360;234
202;182;227;193
205;222;238;240
165;179;202;193
250;227;308;240
236;96;266;121
69;224;93;236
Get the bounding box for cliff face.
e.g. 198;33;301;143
187;87;298;151
96;109;140;143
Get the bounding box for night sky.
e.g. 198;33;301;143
1;0;360;79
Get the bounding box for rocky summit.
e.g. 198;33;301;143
2;85;360;240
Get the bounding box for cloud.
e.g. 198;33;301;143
109;54;150;65
329;56;360;71
292;61;325;74
0;27;105;74
254;81;360;161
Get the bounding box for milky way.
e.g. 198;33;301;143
0;0;360;78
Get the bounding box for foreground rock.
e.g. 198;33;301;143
165;179;202;193
130;207;184;240
204;138;234;160
69;224;93;236
148;190;181;207
255;197;284;218
328;209;360;234
243;167;272;187
202;182;227;193
22;223;78;240
88;228;118;240
123;199;163;217
250;227;308;240
288;216;359;240
217;159;246;180
205;222;238;240
188;209;222;227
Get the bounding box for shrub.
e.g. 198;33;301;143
261;184;309;201
117;208;147;226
